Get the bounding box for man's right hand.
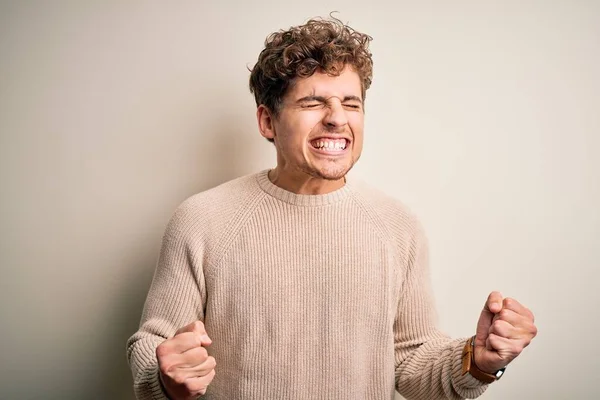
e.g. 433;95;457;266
156;321;216;400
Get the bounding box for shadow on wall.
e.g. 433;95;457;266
93;117;262;399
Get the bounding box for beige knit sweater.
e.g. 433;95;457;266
127;170;488;400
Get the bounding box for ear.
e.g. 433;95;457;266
257;105;276;141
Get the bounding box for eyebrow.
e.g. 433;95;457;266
296;95;363;103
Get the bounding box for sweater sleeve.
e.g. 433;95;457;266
126;206;206;400
394;218;489;400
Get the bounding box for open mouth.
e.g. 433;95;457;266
309;138;349;152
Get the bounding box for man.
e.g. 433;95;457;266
127;17;537;400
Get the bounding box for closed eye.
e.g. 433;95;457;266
343;103;362;110
301;103;324;109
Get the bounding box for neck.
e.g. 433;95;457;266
268;167;346;195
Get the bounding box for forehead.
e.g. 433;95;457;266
287;67;362;99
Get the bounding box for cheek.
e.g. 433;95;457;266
283;113;320;135
278;121;309;151
349;117;364;144
352;138;364;156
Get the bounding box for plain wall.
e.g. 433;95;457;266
1;1;598;399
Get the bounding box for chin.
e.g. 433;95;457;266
308;163;354;181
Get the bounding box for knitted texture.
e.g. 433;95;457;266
126;170;488;400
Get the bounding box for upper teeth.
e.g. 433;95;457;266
314;140;346;150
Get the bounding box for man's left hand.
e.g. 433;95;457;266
473;291;537;374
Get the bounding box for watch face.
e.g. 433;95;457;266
495;368;506;379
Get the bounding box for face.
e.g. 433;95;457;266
258;66;364;184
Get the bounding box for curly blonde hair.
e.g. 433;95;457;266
249;16;373;125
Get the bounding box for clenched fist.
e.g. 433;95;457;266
474;291;537;375
156;321;216;400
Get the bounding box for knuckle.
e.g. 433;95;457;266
158;360;172;375
156;343;170;358
193;320;205;332
185;380;200;392
197;373;215;395
492;319;505;331
207;356;217;369
504;297;515;308
531;325;538;337
192;333;204;346
190;376;213;396
172;372;186;385
198;346;208;359
516;343;524;353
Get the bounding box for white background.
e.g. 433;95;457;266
1;1;598;399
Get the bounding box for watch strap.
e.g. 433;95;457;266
461;335;505;384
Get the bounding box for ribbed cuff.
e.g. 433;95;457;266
451;338;490;398
134;364;170;400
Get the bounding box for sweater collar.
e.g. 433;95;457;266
256;169;352;206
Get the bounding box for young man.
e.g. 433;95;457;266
127;17;537;400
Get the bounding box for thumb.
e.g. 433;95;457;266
176;320;212;346
475;291;503;349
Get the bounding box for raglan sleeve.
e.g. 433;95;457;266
394;216;489;399
126;204;207;400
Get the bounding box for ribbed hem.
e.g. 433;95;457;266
256;169;352;206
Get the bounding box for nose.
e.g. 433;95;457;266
322;99;348;129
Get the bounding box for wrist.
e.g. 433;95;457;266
461;336;506;384
472;348;495;375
